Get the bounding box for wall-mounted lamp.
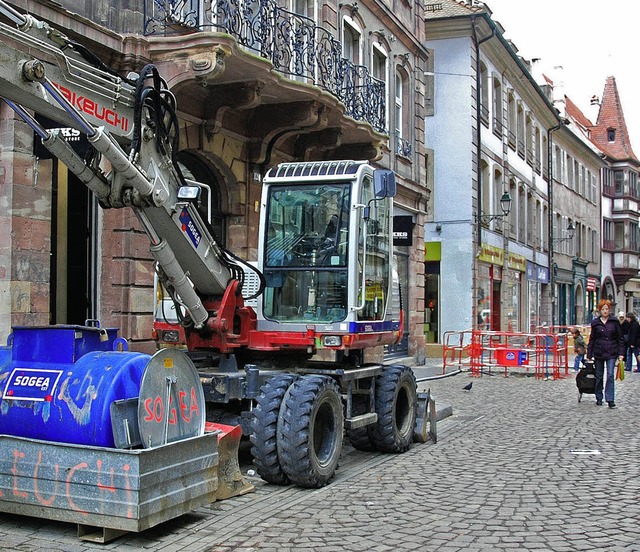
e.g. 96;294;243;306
552;221;575;243
475;191;512;224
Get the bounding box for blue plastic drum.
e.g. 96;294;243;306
0;325;150;447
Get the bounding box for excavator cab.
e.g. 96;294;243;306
257;161;402;351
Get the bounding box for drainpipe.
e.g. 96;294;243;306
547;119;568;328
471;16;495;248
470;17;495;329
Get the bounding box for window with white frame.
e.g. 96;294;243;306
342;17;361;65
372;43;388;125
395;68;410;156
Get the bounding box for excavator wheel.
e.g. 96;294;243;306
370;364;417;453
250;374;298;485
277;375;344;488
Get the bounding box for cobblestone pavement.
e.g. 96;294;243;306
2;363;640;551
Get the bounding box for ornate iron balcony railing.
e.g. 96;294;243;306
395;135;412;158
144;0;386;133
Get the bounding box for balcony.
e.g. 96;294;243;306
143;0;386;135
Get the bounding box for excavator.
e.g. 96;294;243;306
0;0;427;540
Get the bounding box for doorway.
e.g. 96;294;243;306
51;163;95;325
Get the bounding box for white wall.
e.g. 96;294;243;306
425;36;476;337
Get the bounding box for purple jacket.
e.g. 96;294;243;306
587;316;626;360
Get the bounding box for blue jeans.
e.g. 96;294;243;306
573;354;584;371
594;358;616;403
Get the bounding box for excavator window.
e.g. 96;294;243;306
262;183;350;323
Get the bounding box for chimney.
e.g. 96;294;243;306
551;65;566;118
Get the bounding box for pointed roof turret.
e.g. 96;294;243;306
592;76;637;161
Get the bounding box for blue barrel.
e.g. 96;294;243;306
0;325;150;447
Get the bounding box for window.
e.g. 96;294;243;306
492;76;502;136
395;69;411;157
480;62;489;125
342;18;361;65
615;171;624;196
372;43;388;127
534;126;541;174
603;219;614;250
507;91;516;148
630;171;638;198
518;184;526;243
566;154;573;187
516;102;524;158
508;179;517;239
554;145;562;183
608;128;616;142
481;160;490;224
614;222;624;249
372;44;387;81
492;167;502;229
526;191;533;245
603;168;615;196
525;113;533;166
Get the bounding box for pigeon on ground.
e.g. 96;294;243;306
463;382;473;391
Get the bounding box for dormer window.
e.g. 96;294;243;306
608;128;616;142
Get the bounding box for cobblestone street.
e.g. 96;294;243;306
2;365;640;551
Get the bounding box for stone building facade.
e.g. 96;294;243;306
0;0;429;360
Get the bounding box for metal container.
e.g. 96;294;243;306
0;325;150;447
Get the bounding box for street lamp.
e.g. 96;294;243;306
476;191;512;224
552;221;575;244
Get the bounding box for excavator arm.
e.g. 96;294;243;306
0;1;261;332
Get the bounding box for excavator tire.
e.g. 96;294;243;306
370;364;417;453
277;375;344;488
250;374;298;485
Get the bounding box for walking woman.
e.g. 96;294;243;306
587;299;626;408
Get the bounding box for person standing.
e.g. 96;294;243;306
626;312;640;372
618;311;630;369
571;328;587;372
587;299;626;408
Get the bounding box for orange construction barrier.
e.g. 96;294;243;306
442;329;473;374
469;329;569;379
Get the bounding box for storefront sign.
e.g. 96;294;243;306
586;277;598;291
33;115;89;159
425;241;441;261
393;216;413;246
507;252;527;272
526;261;549;283
478;244;504;265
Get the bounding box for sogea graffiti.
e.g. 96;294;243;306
142;386;201;425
